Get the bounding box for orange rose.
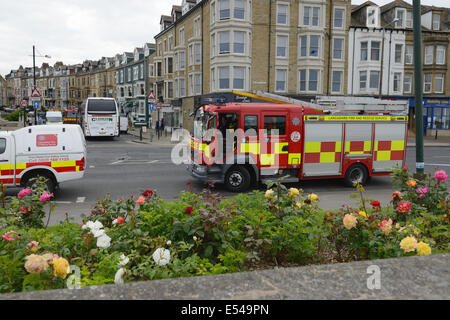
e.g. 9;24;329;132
406;180;417;187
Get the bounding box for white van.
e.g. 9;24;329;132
0;124;87;193
120;114;129;133
46;111;63;125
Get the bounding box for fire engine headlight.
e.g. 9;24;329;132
194;164;207;173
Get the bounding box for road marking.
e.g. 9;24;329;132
110;160;124;165
147;160;158;164
89;166;95;168
55;201;72;204
425;163;450;167
76;197;86;203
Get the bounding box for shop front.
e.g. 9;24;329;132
409;98;450;136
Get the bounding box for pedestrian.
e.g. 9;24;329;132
160;118;165;137
155;120;160;139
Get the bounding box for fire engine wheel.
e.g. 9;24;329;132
344;163;369;187
225;166;251;193
24;173;56;194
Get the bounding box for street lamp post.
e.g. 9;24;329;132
31;45;51;125
378;18;399;99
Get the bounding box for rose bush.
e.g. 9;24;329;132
0;170;448;293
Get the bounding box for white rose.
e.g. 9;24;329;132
152;248;170;266
112;219;118;225
90;221;103;231
97;234;111;249
114;268;125;285
91;229;105;238
166;240;172;246
118;254;129;267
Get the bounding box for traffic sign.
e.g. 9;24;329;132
33;101;40;110
149;103;154;112
156;103;162;110
30;88;41;98
147;91;156;104
20;99;28;108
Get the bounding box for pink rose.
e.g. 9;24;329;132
136;196;146;205
434;170;448;182
18;188;32;199
2;231;19;242
416;187;429;200
39;192;54;202
396;201;412;213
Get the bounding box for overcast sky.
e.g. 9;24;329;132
1;0;449;77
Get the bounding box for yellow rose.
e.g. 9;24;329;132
295;202;303;208
400;236;418;253
343;214;358;230
288;188;300;198
24;255;49;274
265;189;274;199
53;257;70;278
358;211;367;218
308;193;320;202
416;242;432;256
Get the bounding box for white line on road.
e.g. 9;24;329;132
76;197;86;203
55;201;72;204
110;160;125;165
425;163;450;167
89;166;95;168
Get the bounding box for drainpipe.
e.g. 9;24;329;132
326;0;333;96
387;30;392;96
267;0;272;92
351;28;356;95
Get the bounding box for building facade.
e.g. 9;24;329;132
152;0;352;131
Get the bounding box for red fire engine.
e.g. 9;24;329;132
63;109;80;125
188;94;408;192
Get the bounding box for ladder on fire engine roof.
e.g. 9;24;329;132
232;90;409;115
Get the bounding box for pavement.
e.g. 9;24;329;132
1;254;448;300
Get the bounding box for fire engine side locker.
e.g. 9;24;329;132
301;118;344;177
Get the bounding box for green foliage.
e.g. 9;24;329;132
0;170;448;294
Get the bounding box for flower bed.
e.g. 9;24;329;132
0;168;448;293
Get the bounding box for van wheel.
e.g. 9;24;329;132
24;173;56;194
225;166;251;193
344;163;369;187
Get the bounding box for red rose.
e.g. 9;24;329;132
185;206;194;216
260;214;264;220
116;217;125;224
19;207;29;214
143;190;154;197
370;200;380;208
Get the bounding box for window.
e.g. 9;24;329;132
219;67;230;89
359;71;367;90
188;74;193;95
300;36;307;57
435;74;444;93
369;71;380;89
168;58;173;74
219;31;230;53
188;45;193;65
179;78;185;97
361;42;368;61
211;34;216;57
179;51;185;70
149;64;154;77
0;138;6;154
303;6;321;27
211;2;216;23
425;46;433;65
406;11;413;28
299;70;307;91
233;67;245;89
332;71;342;93
333;38;344;60
194;17;201;37
211;68;216;91
264;116;286;135
277;35;288;58
334;8;344;28
371;41;380;61
436;46;445;65
169;36;173;51
277;4;288;25
244;115;258;135
405;45;413;64
433;14;440;30
395;44;403;63
275;69;287;92
179;28;184;45
195;43;201;64
168;82;173;98
195;74;202;94
396;9;405;28
310;35;319;57
234;31;245;54
424;73;432;93
393;72;401;92
309;69;319;92
367;7;378;27
234;0;245;19
404;73;412;93
219;0;230;20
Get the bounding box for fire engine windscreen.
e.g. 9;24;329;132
194;109;215;139
87;100;117;114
